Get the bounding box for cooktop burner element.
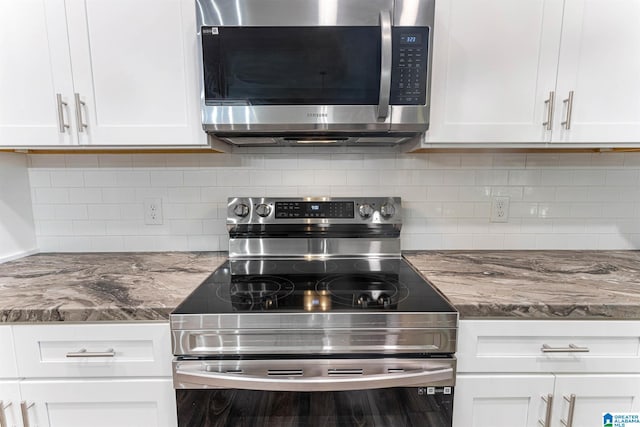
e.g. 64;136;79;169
316;273;408;309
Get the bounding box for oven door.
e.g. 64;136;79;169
174;358;455;427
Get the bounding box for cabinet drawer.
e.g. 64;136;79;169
13;323;172;378
0;326;18;378
458;320;640;373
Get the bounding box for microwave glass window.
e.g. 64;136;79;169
202;27;381;105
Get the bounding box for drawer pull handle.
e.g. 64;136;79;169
560;394;576;427
541;344;589;353
20;402;33;427
0;400;11;427
66;348;115;358
538;394;553;427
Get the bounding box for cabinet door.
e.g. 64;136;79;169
19;379;177;427
64;0;206;146
425;0;563;144
553;0;640;144
453;374;555;427
0;326;18;378
0;381;23;427
0;0;76;146
553;375;640;427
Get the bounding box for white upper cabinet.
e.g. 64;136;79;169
553;0;640;145
0;0;75;146
0;0;206;147
426;0;563;144
423;0;640;147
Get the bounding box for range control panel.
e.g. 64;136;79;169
276;201;354;219
228;197;402;223
390;27;430;105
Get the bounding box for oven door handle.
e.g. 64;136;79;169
377;9;392;120
175;367;453;392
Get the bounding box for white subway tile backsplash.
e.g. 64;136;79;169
102;188;136;203
427;186;459;202
183;170;217;186
150;170;184;187
88;205;121;220
170;220;203;235
330;154;364;170
84;171;118;187
69;188;102;204
37;220;73;236
281;170;314;186
167;187;200;203
314;170;347;186
64;154;99;168
89;236;125;252
250;170;282;186
28;170;51;187
115;171;150;187
33;187;69;204
72;220;106;235
50;171;84;187
606;170;640;186
508;170;541;186
25;152;640;251
54;205;88;220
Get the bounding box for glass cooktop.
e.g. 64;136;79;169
173;258;456;314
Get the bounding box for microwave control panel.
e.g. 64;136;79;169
390;27;430;105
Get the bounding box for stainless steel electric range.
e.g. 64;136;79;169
171;197;458;427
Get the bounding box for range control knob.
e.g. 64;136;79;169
256;203;271;217
233;203;250;218
380;203;396;219
358;203;374;219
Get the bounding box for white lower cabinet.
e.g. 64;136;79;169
454;374;555;427
553;375;640;427
19;379;176;427
0;381;23;427
4;322;177;427
454;320;640;427
454;374;640;427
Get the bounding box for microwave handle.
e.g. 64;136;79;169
378;10;392;120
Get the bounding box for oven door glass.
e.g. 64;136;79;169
176;388;453;427
201;27;381;105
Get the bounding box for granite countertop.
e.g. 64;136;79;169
404;250;640;320
1;251;639;322
0;252;226;322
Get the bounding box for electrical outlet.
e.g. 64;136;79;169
144;197;163;225
490;196;510;223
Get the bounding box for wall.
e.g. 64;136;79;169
0;153;37;261
27;149;640;252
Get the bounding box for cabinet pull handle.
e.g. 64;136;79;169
0;400;10;427
56;94;70;133
538;394;553;427
541;344;590;353
20;402;33;427
66;348;115;358
560;394;576;427
542;91;555;130
561;91;574;129
74;93;88;132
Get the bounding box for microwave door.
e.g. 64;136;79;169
199;25;392;133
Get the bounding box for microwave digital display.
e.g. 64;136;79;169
400;34;422;45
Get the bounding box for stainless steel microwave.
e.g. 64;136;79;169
196;0;435;146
